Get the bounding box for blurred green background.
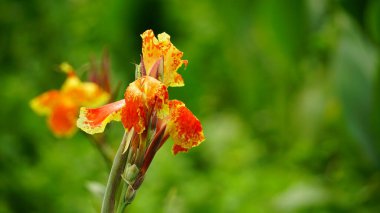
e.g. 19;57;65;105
1;0;380;212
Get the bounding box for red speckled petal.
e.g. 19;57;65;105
141;30;187;87
167;100;205;155
122;76;169;134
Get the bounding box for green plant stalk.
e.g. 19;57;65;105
115;164;138;213
115;182;128;213
102;116;162;212
101;131;129;213
114;139;143;212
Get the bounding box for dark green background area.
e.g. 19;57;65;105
1;0;380;212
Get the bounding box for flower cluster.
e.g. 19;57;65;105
77;29;204;155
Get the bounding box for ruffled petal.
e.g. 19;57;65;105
77;99;125;134
166;100;205;155
30;90;61;115
141;30;187;87
122;76;169;134
48;101;78;137
141;29;160;75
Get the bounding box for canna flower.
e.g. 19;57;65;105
77;30;204;212
30;63;110;137
78;29;204;155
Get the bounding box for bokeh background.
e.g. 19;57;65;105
1;0;380;212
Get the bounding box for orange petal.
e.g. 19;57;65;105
167;100;205;155
30;90;61;115
141;30;187;87
77;99;125;134
122;76;169;134
48;101;78;137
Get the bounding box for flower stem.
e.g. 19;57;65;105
101;131;129;213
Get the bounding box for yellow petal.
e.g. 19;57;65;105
77;99;125;134
141;29;187;87
62;75;110;107
30;90;61;115
60;62;75;75
166;100;205;155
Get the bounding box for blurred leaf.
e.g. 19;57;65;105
331;12;379;165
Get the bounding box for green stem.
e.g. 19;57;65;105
101;131;129;213
114;133;145;212
115;180;133;213
116;183;128;213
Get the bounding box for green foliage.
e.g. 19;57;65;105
1;0;380;212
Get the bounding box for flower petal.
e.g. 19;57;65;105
48;101;78;137
62;75;110;107
167;100;205;155
60;62;76;76
141;30;187;87
122;76;169;134
30;90;61;115
77;99;125;134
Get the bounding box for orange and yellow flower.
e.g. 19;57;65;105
30;63;110;137
141;30;188;87
77;29;204;155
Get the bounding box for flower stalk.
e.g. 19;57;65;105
103;116;170;212
101;131;130;213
